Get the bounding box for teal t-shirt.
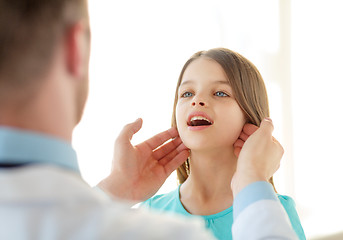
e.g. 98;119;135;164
141;185;306;240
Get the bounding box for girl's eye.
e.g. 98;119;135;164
214;91;229;97
181;92;193;98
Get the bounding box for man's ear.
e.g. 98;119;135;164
64;22;89;78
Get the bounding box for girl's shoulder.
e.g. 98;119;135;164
277;194;306;240
277;194;296;207
276;194;299;219
140;187;181;211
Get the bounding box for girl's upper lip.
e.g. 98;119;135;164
187;111;214;125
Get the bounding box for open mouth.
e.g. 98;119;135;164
187;116;213;127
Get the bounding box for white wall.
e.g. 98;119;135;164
291;0;343;238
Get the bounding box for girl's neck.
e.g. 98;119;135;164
179;148;237;215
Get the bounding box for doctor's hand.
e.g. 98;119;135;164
231;118;284;197
233;123;259;158
98;118;189;203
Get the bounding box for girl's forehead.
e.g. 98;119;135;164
180;58;230;85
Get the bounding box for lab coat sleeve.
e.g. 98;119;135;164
232;181;298;240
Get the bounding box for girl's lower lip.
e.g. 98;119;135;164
188;125;211;131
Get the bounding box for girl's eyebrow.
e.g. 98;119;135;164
180;80;230;86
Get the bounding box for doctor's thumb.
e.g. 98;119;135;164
259;117;274;135
117;118;143;142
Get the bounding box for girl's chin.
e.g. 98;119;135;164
183;140;235;152
180;133;237;147
184;144;227;152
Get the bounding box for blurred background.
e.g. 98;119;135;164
72;0;343;239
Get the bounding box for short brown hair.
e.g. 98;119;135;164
172;48;275;189
0;0;88;96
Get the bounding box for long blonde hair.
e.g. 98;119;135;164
171;48;275;189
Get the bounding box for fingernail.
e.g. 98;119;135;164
265;117;273;122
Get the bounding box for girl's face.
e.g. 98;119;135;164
176;57;246;152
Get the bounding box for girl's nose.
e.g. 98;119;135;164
192;101;205;106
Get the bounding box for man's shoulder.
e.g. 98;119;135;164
0;167;215;239
0;165;108;203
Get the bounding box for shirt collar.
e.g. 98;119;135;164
0;127;80;173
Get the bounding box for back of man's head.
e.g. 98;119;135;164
0;0;88;100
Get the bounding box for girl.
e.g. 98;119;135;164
141;48;305;240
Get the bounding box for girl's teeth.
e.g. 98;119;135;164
190;116;212;124
191;116;208;121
